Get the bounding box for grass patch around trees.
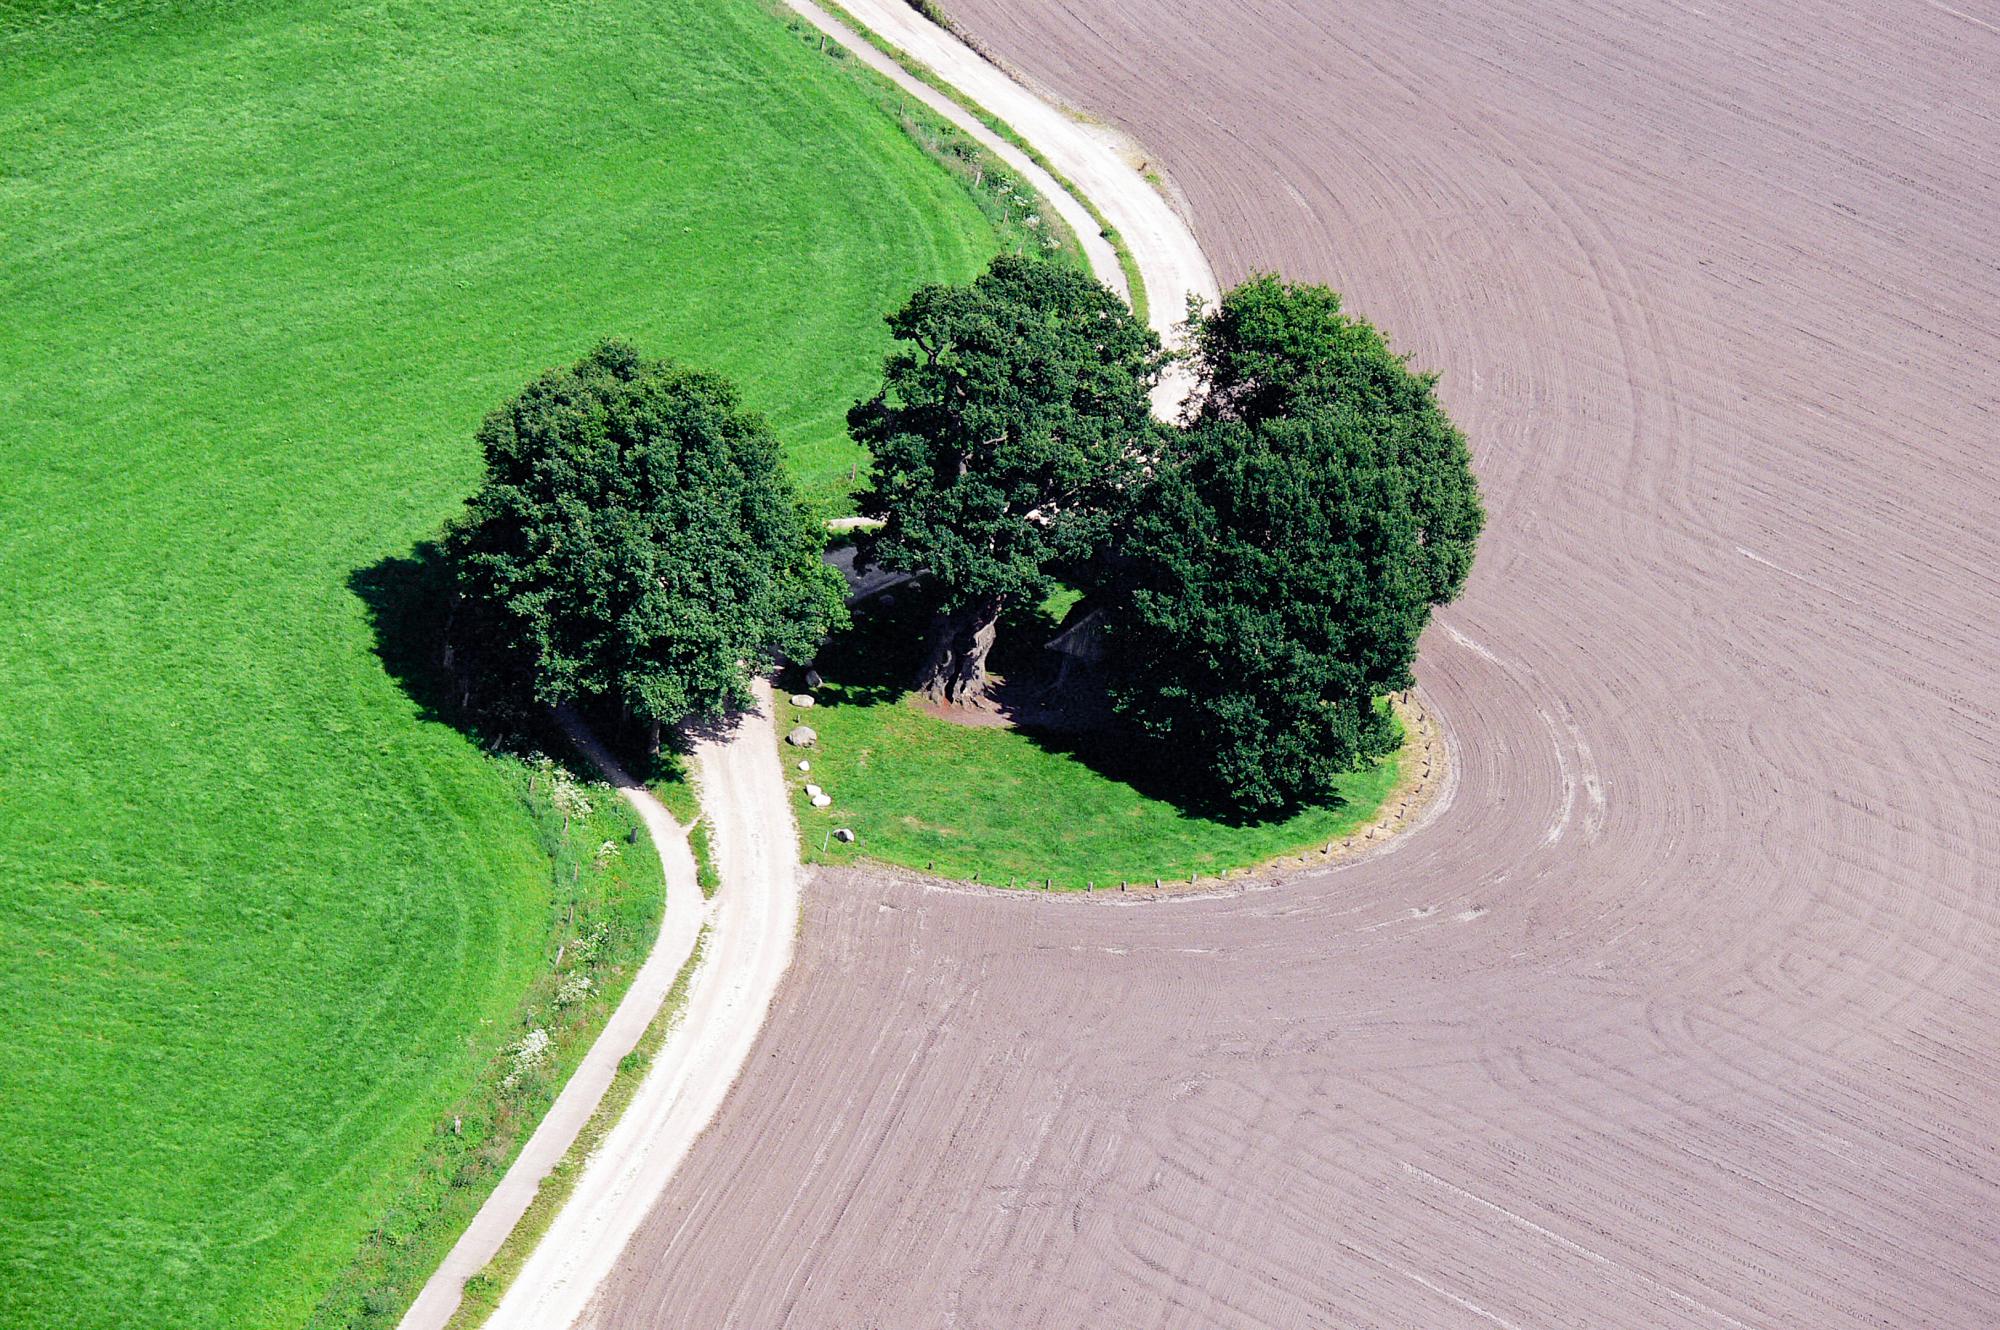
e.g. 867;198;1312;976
778;589;1403;888
0;0;1017;1324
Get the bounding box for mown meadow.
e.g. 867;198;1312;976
0;0;1005;1324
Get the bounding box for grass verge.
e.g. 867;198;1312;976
441;923;712;1330
306;758;666;1328
650;770;722;900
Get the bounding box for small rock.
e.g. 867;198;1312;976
879;592;897;608
804;669;824;689
804;783;823;799
790;693;815;709
833;827;855;843
811;793;833;808
785;725;817;748
797;760;811;772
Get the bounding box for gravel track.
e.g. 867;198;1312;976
396;716;703;1330
482;682;801;1329
590;2;2000;1325
798;0;1218;413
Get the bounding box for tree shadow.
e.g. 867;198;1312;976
348;541;696;784
788;573;1302;827
789;577;940;709
348;540;472;733
1006;706;1289;827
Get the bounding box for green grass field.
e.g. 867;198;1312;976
777;595;1405;888
0;0;1004;1325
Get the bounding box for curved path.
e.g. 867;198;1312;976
588;1;2000;1326
398;687;801;1330
484;683;800;1329
397;716;704;1330
790;0;1217;412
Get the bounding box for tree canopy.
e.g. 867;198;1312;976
1104;276;1484;816
1185;273;1484;605
849;253;1161;702
443;340;845;739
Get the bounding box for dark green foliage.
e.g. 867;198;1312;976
1186;273;1484;604
1109;276;1484;816
446;341;848;727
849;254;1161;700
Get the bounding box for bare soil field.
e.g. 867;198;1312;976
588;1;2000;1325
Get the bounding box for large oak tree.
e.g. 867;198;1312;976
849;254;1161;704
444;340;845;747
1106;276;1484;816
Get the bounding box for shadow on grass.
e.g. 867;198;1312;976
794;579;1302;827
347;541;470;731
347;542;696;785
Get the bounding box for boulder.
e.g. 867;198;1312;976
790;694;815;709
804;783;823;799
804;669;824;689
785;725;817;748
797;760;811;772
810;793;833;808
833;827;855;843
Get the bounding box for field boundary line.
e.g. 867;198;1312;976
408;8;1226;1322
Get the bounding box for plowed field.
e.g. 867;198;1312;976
591;1;2000;1324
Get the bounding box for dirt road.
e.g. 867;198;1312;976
794;0;1217;413
473;684;800;1330
591;1;2000;1326
396;717;704;1330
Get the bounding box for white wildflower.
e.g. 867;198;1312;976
569;922;609;964
555;972;594;1007
502;1027;552;1089
550;774;593;828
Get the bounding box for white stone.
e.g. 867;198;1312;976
797;760;811;772
810;793;833;808
790;694;815;708
833;827;855;843
804;784;823;799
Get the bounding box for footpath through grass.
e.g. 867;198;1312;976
0;1;1006;1326
779;592;1402;888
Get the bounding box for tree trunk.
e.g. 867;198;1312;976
915;596;1004;705
648;716;663;756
